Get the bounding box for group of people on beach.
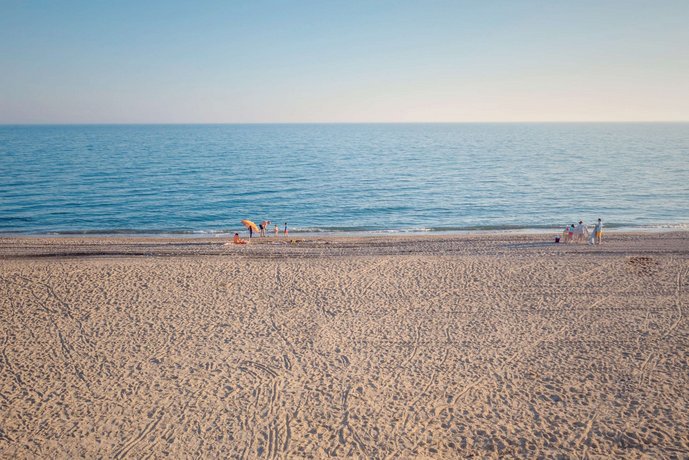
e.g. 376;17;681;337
234;218;605;245
561;218;603;245
233;220;289;244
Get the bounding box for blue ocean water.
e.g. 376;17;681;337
1;123;688;235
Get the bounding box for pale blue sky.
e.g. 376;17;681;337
1;0;688;123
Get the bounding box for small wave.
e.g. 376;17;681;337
38;228;230;237
3;221;689;237
639;222;689;230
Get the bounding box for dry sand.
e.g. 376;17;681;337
1;232;688;458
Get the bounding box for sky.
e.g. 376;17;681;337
1;0;688;123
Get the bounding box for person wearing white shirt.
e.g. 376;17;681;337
574;220;589;243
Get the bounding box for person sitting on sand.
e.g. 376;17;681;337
233;233;247;244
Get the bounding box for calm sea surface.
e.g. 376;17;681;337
1;123;688;235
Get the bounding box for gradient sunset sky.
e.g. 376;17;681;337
1;0;688;123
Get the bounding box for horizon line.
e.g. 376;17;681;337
1;120;688;126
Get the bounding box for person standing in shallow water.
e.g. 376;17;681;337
274;224;279;237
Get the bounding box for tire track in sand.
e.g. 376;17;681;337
634;265;687;386
113;408;165;459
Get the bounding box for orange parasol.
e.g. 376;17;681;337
241;219;259;233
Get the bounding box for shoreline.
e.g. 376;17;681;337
2;224;688;239
2;230;688;261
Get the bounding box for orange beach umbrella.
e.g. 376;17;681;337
241;219;259;232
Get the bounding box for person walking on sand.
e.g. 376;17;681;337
593;218;603;245
260;220;270;237
274;224;279;237
284;222;288;236
574;220;588;243
562;224;571;243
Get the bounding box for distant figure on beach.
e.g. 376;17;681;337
568;224;575;243
562;225;571;243
574;220;589;243
274;224;279;237
593;218;603;245
260;220;270;237
241;219;259;239
233;233;247;244
284;222;288;236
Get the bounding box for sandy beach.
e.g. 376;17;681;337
1;231;688;458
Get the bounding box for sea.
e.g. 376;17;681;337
1;123;688;236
